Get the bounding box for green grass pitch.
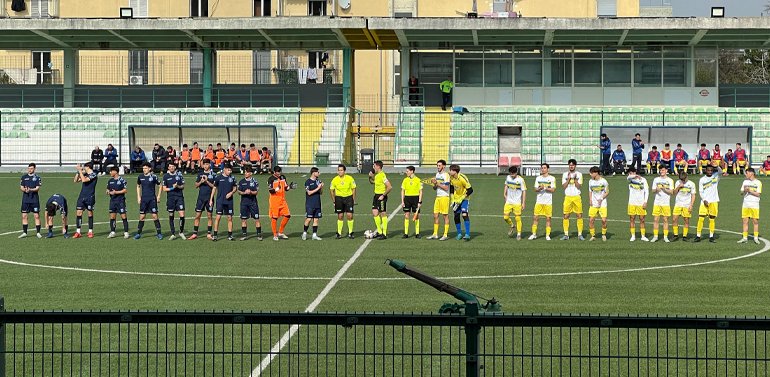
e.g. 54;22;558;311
0;171;769;316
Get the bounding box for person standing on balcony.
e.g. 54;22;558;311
631;133;645;174
409;75;419;106
440;76;454;111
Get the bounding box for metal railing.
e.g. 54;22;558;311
2;305;770;376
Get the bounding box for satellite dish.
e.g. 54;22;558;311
340;0;351;10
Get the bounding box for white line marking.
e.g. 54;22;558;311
249;209;401;377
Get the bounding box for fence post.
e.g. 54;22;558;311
539;111;544;163
58;111;63;166
478;112;483;167
418;112;423;165
297;112;302;166
0;295;5;377
118;111;122;165
464;301;480;377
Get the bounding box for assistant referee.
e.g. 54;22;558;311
330;164;357;239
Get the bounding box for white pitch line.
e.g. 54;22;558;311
249;208;401;377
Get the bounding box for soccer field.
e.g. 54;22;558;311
0;171;768;316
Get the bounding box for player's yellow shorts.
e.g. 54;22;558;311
652;205;671;217
563;195;582;215
699;159;710;166
627;205;647;216
673;206;691;218
588;206;607;218
433;197;450;215
503;203;522;217
676;160;688;165
742;207;760;219
738;160;747;166
698;202;719;217
711;159;721;166
534;204;553;217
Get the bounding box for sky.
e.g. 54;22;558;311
670;0;767;17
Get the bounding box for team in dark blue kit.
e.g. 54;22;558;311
45;193;69;238
210;164;237;241
135;162;163;239
189;159;216;240
73;162;98;238
162;161;186;240
19;163;42;238
237;166;263;241
106;166;130;239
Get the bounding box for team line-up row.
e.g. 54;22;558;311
17;159;475;242
505;160;760;244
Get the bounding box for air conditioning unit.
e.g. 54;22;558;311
129;75;144;85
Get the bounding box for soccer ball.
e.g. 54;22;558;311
364;230;375;239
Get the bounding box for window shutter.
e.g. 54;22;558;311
597;0;617;17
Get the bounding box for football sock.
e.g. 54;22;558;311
22;224;28;233
242;226;247;236
110;219;116;232
35;224;41;234
531;224;537;235
154;220;161;235
122;218;129;232
374;216;382;234
404;219;409;234
443;224;449;237
696;216;705;236
601;227;607;235
683;227;689;237
415;219;420;234
179;218;185;233
545;226;551;237
754;231;759;239
337;220;344;234
87;216;93;231
743;231;749;238
279;217;289;234
169;215;176;234
589;227;596;236
256;226;262;235
653;228;659;237
640;225;646;235
312;225;318;234
464;219;470;235
213;231;218;237
76;216;82;232
673;225;679;236
504;216;513;227
381;217;388;235
207;226;212;234
455;222;462;234
663;228;669;237
303;224;309;232
228;231;232;237
576;219;583;235
271;219;278;235
193;225;199;234
708;218;715;236
63;225;68;234
515;216;522;234
562;219;569;236
630;226;636;236
347;220;354;234
137;220;144;234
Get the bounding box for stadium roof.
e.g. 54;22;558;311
1;16;770;50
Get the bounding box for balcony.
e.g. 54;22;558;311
1;0;59;18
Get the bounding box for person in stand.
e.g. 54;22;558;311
439;76;453;111
104;144;118;171
598;133;612;176
631;133;645;174
409;75;419;106
130;146;146;174
91;145;104;175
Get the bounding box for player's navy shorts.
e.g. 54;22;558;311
195;197;213;213
216;201;234;216
109;199;127;214
403;196;420;213
166;196;185;212
372;194;388;212
139;198;158;214
240;202;260;219
334;196;354;214
21;201;40;213
76;196;96;211
306;206;322;219
454;199;470;214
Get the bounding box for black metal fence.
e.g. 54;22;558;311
2;305;770;376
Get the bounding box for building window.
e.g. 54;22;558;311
29;0;50;18
695;48;716;87
515;60;542;87
190;51;203;84
603;60;631;86
484;60;512;87
546;59;571;86
191;0;209;17
129;0;148;18
32;51;52;84
663;60;689;86
307;51;328;69
308;0;326;16
574;59;601;86
253;50;271;84
254;0;271;16
634;60;662;86
129;50;149;84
